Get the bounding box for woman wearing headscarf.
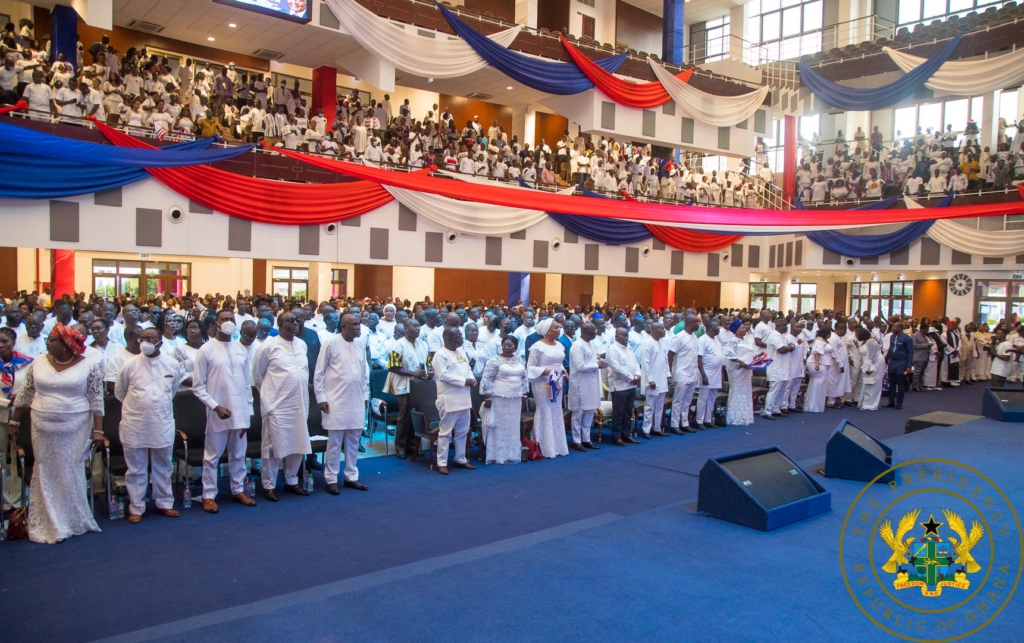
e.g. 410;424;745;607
803;326;832;412
721;319;755;426
480;336;528;465
526;318;569;458
8;323;104;544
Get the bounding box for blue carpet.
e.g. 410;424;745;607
1;384;1018;642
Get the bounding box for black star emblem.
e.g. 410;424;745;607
920;514;943;536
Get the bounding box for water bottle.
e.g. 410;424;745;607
303;468;313;494
182;483;192;509
245;476;255;497
108;497;119;521
116;496;126;519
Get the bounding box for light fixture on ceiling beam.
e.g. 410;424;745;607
229;22;237;28
506;86;513;90
207;36;215;41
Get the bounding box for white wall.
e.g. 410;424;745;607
393;266;434;303
719;281;748;308
545;273;562;303
569;0;616;45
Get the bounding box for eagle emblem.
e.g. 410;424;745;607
879;509;980;597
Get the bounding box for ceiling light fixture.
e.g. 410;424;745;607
506;85;513;90
207;36;215;41
228;22;237;28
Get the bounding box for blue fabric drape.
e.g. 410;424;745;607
0;139;216;199
800;192;953;258
797;33;962;111
516;179;652;243
0;121;253;167
438;3;628;95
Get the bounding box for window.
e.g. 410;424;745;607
897;0;1013;28
747;0;823;62
976;280;1024;326
789;283;817;313
331;268;348;298
891;98;990;147
689;16;732;64
273;267;309;300
850;281;914;318
750;282;780;310
93;260;190;298
581;14;595;39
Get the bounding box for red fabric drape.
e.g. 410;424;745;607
618;192;741;251
50;249;75;301
0;101;27;116
272;147;1024;228
94;122;393;225
560;36;692;109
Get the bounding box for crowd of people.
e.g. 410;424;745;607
774;119;1024;204
3;287;1020;544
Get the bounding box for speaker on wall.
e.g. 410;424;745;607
982;388;1024;422
697;446;831;532
824;418;894;484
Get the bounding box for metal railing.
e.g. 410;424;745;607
761;61;800;90
684;35;769;68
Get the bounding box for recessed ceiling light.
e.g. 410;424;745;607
228;22;237;28
506;86;513;90
427;77;434;83
207;36;215;41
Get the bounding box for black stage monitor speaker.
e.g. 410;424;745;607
824;418;894;484
697;446;831;532
982;388;1024;422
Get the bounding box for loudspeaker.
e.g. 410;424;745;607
982;388;1024;422
697;446;831;532
824;418;894;484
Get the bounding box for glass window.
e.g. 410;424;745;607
273;268;292;280
803;1;822;30
761;12;781;41
899;0;921;24
782;6;802;36
923;0;947;19
980;281;1009;297
870;283;881;296
918;103;942;132
881;283;891;296
766;283;780;294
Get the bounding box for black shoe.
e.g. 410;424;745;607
789;408;803;413
326;483;340;495
584;442;600;450
843;400;857;407
681;426;697;434
262;488;279;502
623;436;641;444
895;403;903;410
885;402;896;408
396;451;408;460
343;480;368;491
571;442;587;452
669;427;686;435
778;410;789;417
613;439;627;446
652;430;668;437
283;484;310;496
640;432;652;440
358;444;367;453
761;414;776;421
703;423;716;430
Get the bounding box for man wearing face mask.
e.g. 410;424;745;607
363;137;383;163
114;327;185;523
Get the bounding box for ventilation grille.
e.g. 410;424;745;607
128;20;165;33
253;49;286;60
466;92;491;100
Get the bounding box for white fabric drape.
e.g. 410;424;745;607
384;185;575;235
325;0;521;79
884;46;1024;95
649;60;769;128
904;196;1024;256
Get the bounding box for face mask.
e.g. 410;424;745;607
218;320;237;336
140;341;160;356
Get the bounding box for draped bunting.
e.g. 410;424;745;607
797;33;962;111
559;35;690;109
0;138;217;199
648;60;770;128
885;45;1024;96
95;122;394;225
799;194;941;257
519;180;652;244
437;3;628;95
324;0;521;79
908;192;1024;257
0;118;254;167
0;100;27;115
618;192;742;252
270;146;1024;231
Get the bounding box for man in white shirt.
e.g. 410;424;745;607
55;80;85;120
696;322;724;429
785;320;807;413
114;327;185;522
568;322;603;451
512;310;536;361
762;324;796;420
83;77;105;121
667;314;700;434
314;313;369;494
14;316;47;358
253;311;312;500
316;310;339;346
192;310;257;513
827;322;851;407
388;320;429;459
431;328;477;475
462;323;492;381
23;70;55;120
639;323;670;438
606;328;641;445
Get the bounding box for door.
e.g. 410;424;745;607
834;282;848;313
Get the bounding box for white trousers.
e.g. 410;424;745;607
764;379;788;415
571;409;595;444
787;377;803;409
325;429;360;484
202;429;247;500
262;452;303;489
124;445;173;515
696;387;718;424
642;392;666;434
436;408;470;466
670;380;697;428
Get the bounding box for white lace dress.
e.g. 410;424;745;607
722;335;755;426
480;355;527;465
526;341;569;459
14;357;104;544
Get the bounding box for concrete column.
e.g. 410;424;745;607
981;90;998;152
783;114;797;203
311;66;338;131
662;0;685;65
515;0;537;28
50;5;79;72
779;273;792;313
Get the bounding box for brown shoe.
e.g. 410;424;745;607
232;493;257;507
128;512;142;524
452;461;477;470
202;499;219;514
154;507;180;518
436;466;449;475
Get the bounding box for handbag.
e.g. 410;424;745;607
521;438;543;461
863;374;877;385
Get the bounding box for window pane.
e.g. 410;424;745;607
881;283;891;296
782;0;801;7
780;35;802;59
146;264;166;275
747;17;761;45
118;276;140;297
918;103;942;135
167;263;188;277
803;283;817;294
762;0;781;12
970;95;984;122
118;261;142;275
870;283;881;296
747;0;761;15
291;283;307;299
899;0;921;24
762;12;781;41
949;0;971;10
903;282;913;295
800;31;822;56
923;0;946;19
146;278;160;298
803;1;823;30
273;269;292;279
766;283;780;294
979;301;1004;326
766;296;780;310
943;98;967;139
273;282;289;297
94;277;116;298
893;106;917;141
751;296;765;310
782;6;802;36
292;269;309;280
94;260;118;275
980;281;1008;297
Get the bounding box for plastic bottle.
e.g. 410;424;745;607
182;483;192;509
304;468;313;493
108;497;118;521
116;496;125;519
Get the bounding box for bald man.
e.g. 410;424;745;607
431;327;477;474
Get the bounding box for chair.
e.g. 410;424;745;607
469;382;486;462
409;379;441;468
99;396;126;511
246;386;263;462
750;375;769;412
172;390;209;500
306;386;328;467
368;368;398;454
11;410;33;511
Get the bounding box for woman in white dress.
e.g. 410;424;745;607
974;324;993;380
480;337;527;465
924;331;940;390
173;317;207;379
10;324;104;544
721;319;755;426
804;326;833;412
158;312;185;352
856;328;885;410
526;319;569;459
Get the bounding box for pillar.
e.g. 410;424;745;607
311;66;338;130
981;90;998;152
50;5;79;72
515;0;537;28
508;272;530;305
652;279;675;309
662;0;685;65
782;114;797;203
50;249;75;301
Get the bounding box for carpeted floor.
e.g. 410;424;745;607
1;383;1019;642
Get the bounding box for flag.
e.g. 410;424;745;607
154;126;167;141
